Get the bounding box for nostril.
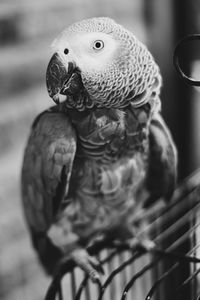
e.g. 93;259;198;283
64;48;69;55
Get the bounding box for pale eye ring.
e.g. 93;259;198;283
93;40;104;50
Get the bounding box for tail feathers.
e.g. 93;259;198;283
31;232;62;275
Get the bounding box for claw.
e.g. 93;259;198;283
89;256;105;275
70;248;104;283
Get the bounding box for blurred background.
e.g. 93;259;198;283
0;0;200;299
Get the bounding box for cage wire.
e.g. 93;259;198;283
174;34;200;86
43;169;200;300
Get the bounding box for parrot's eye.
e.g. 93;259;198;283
93;40;104;51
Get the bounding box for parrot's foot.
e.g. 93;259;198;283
70;248;104;283
47;224;104;282
127;236;156;253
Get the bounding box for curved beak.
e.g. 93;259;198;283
46;53;82;104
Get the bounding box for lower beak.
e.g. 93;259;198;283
46;53;82;104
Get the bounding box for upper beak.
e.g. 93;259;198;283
46;53;81;104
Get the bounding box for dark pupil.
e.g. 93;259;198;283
64;48;69;55
95;42;101;48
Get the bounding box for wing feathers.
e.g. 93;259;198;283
146;113;177;205
21;109;76;233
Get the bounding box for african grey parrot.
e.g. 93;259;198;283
21;17;177;282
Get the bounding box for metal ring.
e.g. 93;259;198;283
173;34;200;86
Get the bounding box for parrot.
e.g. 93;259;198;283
21;17;177;283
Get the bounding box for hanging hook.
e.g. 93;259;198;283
173;34;200;86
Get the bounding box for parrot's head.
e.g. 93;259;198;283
46;17;162;109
